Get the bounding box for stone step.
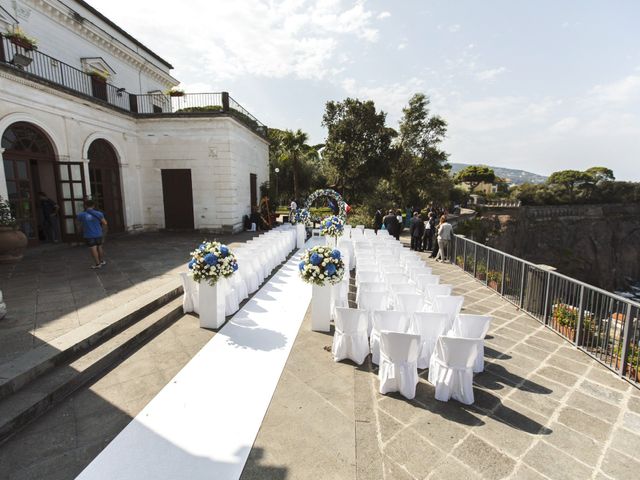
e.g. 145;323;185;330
0;296;184;445
0;280;182;402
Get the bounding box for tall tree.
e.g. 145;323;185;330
322;98;394;202
270;129;320;201
392;93;450;206
454;165;496;192
585;166;615;183
547;169;593;202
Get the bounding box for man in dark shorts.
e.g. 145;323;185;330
77;200;108;269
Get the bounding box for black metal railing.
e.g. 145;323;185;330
451;234;640;387
0;33;266;137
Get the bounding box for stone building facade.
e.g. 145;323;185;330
0;0;269;243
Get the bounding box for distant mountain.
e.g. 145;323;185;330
448;163;548;185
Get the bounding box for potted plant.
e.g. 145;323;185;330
0;196;28;264
476;261;487;281
487;270;502;291
5;27;38;51
167;87;185;97
614;343;640;382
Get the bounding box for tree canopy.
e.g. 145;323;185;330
454;165;496;192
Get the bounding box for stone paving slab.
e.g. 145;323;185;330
0;231;258;367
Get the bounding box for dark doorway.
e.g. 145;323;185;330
1;122;59;244
90;75;108;101
161;169;194;230
88;139;125;233
250;173;257;209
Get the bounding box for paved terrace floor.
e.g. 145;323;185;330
0;231;259;366
0;236;639;479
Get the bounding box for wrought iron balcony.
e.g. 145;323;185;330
0;33;266;137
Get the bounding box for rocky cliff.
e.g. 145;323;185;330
487;204;640;291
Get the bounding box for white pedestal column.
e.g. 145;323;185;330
311;284;332;332
296;223;306;249
199;282;225;329
325;236;337;248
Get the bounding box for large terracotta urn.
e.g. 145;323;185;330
0;227;28;263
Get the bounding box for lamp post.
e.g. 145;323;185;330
274;167;280;206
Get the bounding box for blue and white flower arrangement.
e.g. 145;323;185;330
320;215;345;238
292;208;311;226
188;241;238;286
299;245;345;286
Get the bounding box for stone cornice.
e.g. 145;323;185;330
26;0;179;87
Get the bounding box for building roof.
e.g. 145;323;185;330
72;0;174;70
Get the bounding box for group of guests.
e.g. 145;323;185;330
373;207;453;262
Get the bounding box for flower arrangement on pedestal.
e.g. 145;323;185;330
188;241;238;286
292;208;311;226
299;246;345;286
320;215;345;238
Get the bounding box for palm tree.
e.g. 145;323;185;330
279;129;319;200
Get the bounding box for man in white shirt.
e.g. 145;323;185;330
435;216;453;262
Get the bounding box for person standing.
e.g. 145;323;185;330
383;209;400;240
434;215;453;262
373;209;383;234
77;200;107;269
422;211;436;252
38;191;60;243
409;212;425;251
289;198;297;223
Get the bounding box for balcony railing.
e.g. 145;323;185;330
450;234;640;387
0;34;266;137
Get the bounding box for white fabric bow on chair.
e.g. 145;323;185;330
428;336;480;405
378;331;421;400
332;307;370;365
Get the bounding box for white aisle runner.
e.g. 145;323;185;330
77;248;312;480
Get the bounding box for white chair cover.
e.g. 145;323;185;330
395;292;424;314
424;284;453;307
358;290;389;335
428;336;480;405
356;281;387;304
415;274;440;292
409;312;450;369
448;314;492;372
431;295;464;329
356;270;380;286
378;331;421;400
332;307;370;365
384;272;409;287
370;311;409;365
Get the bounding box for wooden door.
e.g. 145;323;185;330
56;162;87;241
2;156;38;243
161;169;194;230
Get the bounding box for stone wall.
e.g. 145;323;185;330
487;203;640;291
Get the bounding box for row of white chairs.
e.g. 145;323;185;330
330;232;492;404
182;225;297;317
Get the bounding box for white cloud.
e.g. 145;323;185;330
476;66;507;81
549;117;579;134
449;24;461;33
397;42;408;50
85;0;382;82
590;74;640;103
377;11;391;19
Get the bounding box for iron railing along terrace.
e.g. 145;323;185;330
450;234;640;387
0;34;266;136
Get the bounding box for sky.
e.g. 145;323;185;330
86;0;640;181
